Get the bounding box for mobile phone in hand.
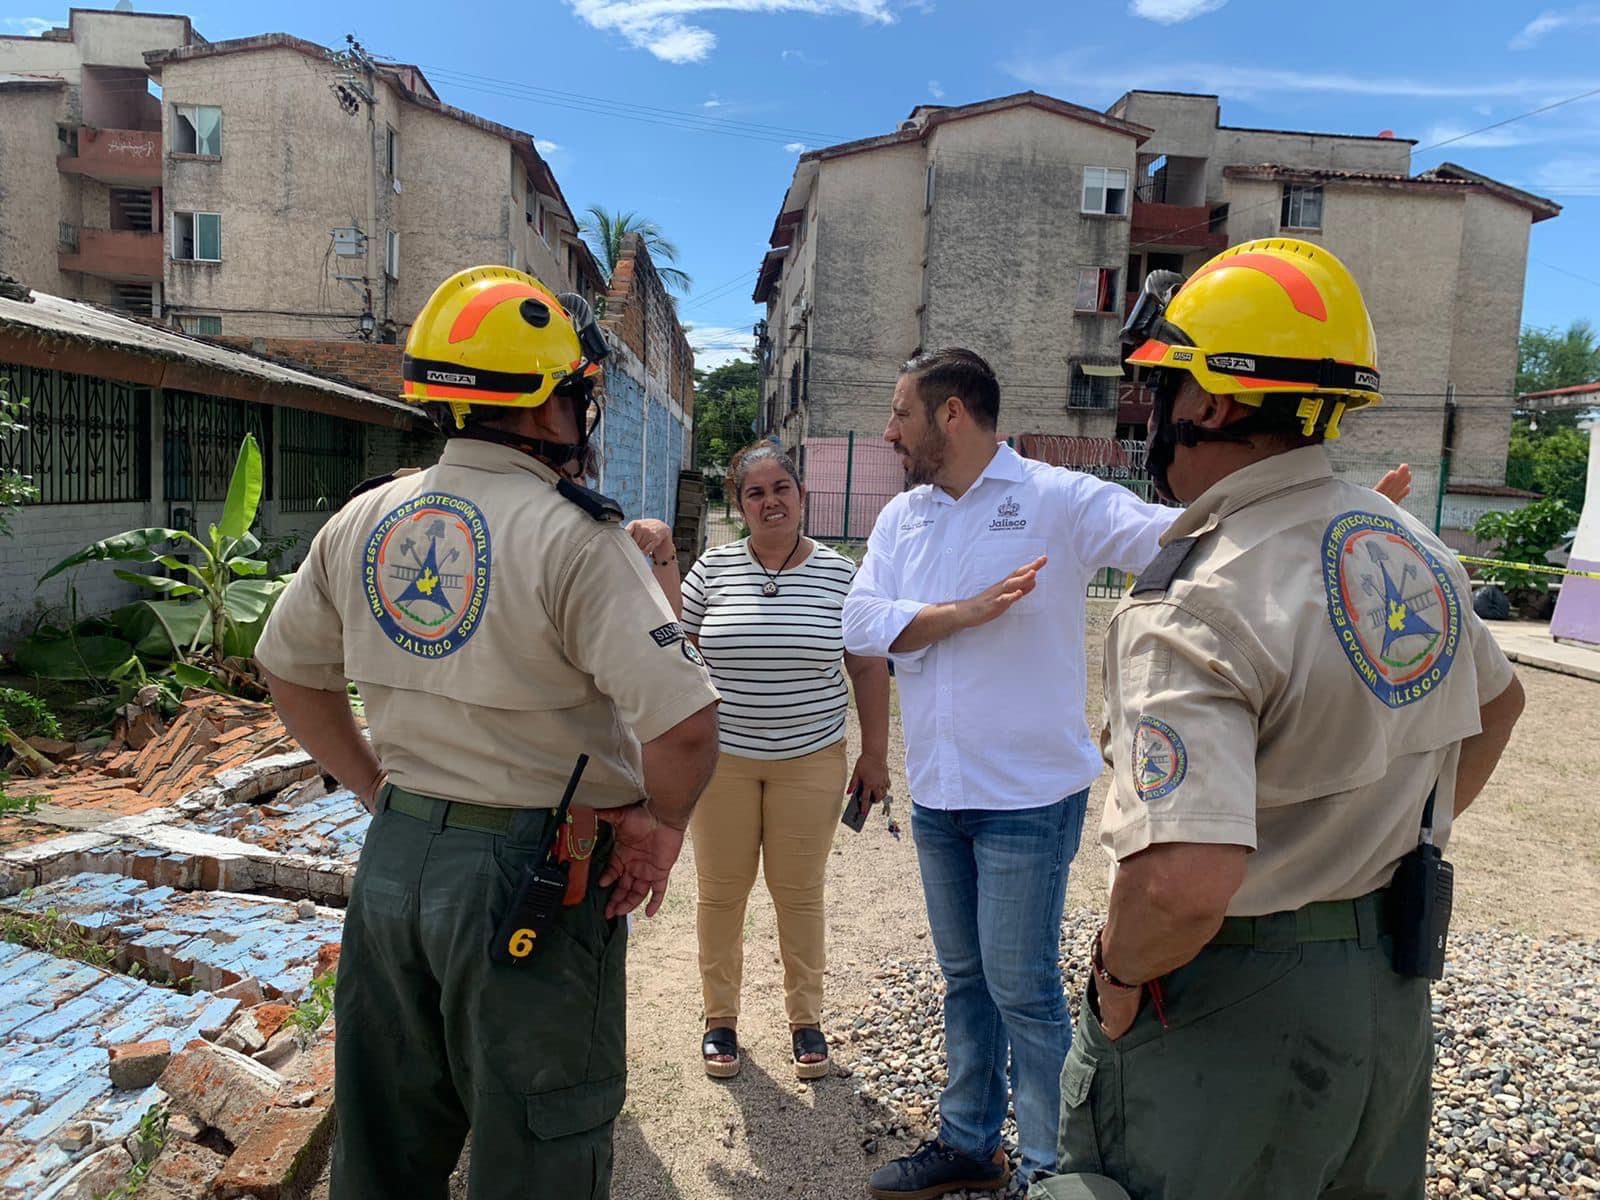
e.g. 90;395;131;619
841;781;869;833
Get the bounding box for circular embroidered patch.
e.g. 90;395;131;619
1133;715;1187;802
682;640;705;668
1323;510;1460;708
363;492;491;659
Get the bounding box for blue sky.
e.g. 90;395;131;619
6;0;1600;369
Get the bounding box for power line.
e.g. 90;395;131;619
1414;85;1600;155
1534;259;1600;289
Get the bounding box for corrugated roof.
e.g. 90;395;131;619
1224;162;1560;221
0;289;415;421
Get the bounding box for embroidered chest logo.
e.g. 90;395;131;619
1323;511;1460;708
900;515;936;533
989;495;1027;532
363;492;492;660
1133;715;1187;802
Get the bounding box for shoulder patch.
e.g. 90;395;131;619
1131;537;1199;597
557;477;624;523
649;622;683;647
1133;715;1188;802
1322;510;1461;708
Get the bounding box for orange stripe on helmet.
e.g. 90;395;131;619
448;282;561;345
404;383;524;402
1128;339;1169;363
1186;253;1328;323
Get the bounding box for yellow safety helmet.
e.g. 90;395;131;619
401;265;606;429
1122;238;1380;440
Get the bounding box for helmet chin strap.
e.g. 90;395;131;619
451;377;598;474
1144;371;1271;503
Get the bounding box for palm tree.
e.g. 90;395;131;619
580;206;692;295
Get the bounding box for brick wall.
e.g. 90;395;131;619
207;337;404;399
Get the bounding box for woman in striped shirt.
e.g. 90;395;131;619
679;444;891;1080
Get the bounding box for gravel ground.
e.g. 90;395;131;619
848;918;1600;1199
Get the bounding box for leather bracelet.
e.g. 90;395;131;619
1092;927;1139;992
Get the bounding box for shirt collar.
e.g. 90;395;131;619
926;441;1026;506
439;437;562;485
1162;445;1334;544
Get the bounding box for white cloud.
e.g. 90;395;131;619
784;141;809;153
703;96;724;108
687;325;756;371
928;79;945;99
0;17;53;36
1007;51;1600;102
1510;6;1600;49
566;1;892;64
534;139;560;153
1129;0;1227;22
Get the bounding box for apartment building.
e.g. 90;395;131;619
754;89;1558;494
0;10;605;342
0;8;198;316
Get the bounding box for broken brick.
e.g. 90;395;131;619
211;1104;334;1200
313;943;340;980
108;1039;172;1090
219;1003;295;1056
216;976;266;1007
158;1039;284;1144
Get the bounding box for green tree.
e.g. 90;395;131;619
692;357;760;495
1517;319;1600;397
1506;424;1590;511
0;377;40;537
579;207;691;294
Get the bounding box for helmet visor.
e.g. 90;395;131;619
1120;269;1193;356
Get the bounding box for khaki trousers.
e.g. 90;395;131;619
690;739;848;1027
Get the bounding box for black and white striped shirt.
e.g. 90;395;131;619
681;539;856;760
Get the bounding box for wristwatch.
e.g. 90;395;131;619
1092;928;1139;992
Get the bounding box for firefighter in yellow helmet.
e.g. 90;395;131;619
1033;240;1525;1200
256;266;720;1199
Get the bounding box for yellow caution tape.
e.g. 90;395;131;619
1458;555;1600;582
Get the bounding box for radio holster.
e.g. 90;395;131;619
490;755;589;967
1387;780;1454;981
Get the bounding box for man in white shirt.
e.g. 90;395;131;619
843;348;1174;1197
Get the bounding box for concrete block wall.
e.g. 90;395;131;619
0;501;155;640
599;361;646;521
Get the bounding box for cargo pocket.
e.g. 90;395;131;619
1057;1042;1109;1176
525;1075;626;1200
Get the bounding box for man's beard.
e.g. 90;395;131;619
902;424;946;487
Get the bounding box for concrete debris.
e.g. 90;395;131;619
157;1039;283;1145
107;1040;171;1091
218;1005;294;1057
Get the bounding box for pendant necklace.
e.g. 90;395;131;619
755;533;803;597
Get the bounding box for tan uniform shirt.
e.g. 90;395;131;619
256;439;720;810
1101;446;1515;915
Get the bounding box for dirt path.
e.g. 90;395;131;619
317;608;1598;1198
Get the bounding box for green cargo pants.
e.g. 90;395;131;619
1043;893;1433;1200
330;787;627;1200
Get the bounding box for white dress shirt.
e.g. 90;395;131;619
842;444;1175;811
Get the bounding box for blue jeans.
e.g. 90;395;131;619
911;792;1088;1182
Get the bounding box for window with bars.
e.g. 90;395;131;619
163;391;272;502
0;365;151;504
1068;366;1118;410
277;408;363;512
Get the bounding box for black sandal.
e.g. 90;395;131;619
792;1027;829;1081
702;1027;740;1079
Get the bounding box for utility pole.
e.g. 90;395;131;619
330;36;379;340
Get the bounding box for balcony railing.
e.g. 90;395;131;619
58;228;163;281
1130;200;1229;251
57;127;162;187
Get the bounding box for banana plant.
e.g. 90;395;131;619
37;434;290;675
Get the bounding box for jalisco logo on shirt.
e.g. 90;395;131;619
1133;715;1187;802
988;495;1027;532
900;515;936;533
1322;510;1460;708
363;492;492;660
